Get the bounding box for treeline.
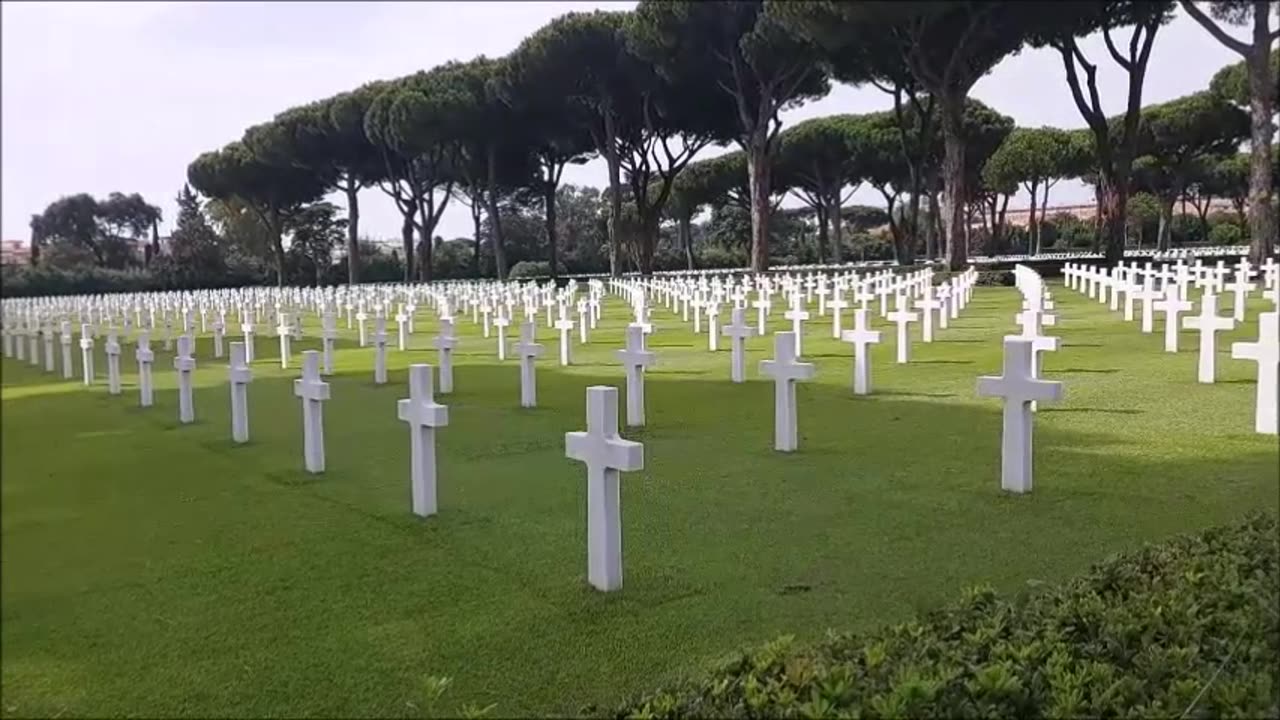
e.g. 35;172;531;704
19;2;1279;289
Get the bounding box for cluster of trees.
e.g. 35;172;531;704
182;1;1274;284
27;192;162;269
22;2;1276;290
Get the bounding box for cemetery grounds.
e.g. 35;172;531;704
1;282;1277;717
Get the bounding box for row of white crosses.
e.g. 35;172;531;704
1062;256;1279;435
3;268;985;596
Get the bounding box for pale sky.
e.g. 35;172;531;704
1;1;1248;246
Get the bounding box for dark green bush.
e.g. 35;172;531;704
508;260;553;279
606;513;1279;719
1209;221;1244;247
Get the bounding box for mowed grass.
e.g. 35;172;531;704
1;282;1277;718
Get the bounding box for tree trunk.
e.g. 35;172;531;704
344;182;360;285
939;94;968;270
679;214;694;270
1027;181;1040;255
815;202;829;263
544;177;559;280
400;199;416;283
637;215;659;276
1157;195;1175;251
416;199;433;283
603;112;624;278
470;194;483;278
927;188;943;260
486;148;508;280
746;131;772;272
269;211;286;288
909;191;928;261
1246;12;1277;263
1099;175;1128;265
829;190;843;264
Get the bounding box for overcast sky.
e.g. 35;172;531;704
1;1;1248;245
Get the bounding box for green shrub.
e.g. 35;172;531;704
605;513;1279;719
508;260;553;279
1208;221;1244;246
697;246;748;270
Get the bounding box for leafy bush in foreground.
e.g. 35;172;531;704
606;513;1279;719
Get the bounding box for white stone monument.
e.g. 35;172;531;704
1182;293;1235;383
136;332;155;407
617;324;656;427
722;307;753;383
398;363;449;518
516;321;543;408
565;385;644;592
840;309;881;395
229;340;252;443
105;330;122;395
976;337;1064;494
293;350;331;473
78;324;95;386
433;318;457;394
174;334;197;424
1230;311;1278;435
759;331;815;452
373;317;389;385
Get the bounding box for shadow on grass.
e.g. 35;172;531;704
1058;368;1122;374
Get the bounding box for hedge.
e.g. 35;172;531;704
604;512;1279;719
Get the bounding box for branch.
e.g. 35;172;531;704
1178;0;1250;55
1103;25;1134;71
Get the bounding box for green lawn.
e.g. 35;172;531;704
2;282;1276;718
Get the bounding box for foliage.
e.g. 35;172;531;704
1208;47;1279;106
609;512;1280;718
28;192;162;270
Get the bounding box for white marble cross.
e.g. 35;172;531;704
396;308;410;351
516;321;543;408
79;323;95;386
495;313;511;360
976;337;1064;494
1153;290;1194;353
759;331;815;452
105;330;122;395
432;319;457;394
829;291;849;339
136;331;155;407
212;318;225;359
59;321;73;379
1226;272;1256;322
1230;311;1278;435
277;313;292;369
706;302;720;351
229;340;252;443
1182;293;1235;383
42;325;55;373
174;334;197;424
783;294;810;357
293;350;331;473
565;385;644;592
398;363;449;517
886;298;918;364
321;312;337;375
554;309;574;366
722;307;753;383
753;293;772;335
356;309;369;347
617;324;656;427
373;317;389;385
916;287;941;343
840;309;881;395
241;319;256;363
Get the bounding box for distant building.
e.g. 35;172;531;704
0;239;29;266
